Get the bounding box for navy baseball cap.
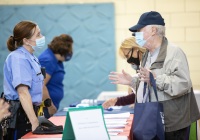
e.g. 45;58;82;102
129;11;165;32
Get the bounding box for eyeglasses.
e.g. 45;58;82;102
125;48;133;59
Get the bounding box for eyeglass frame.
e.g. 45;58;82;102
124;48;133;59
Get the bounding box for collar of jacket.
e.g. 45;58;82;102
141;37;168;70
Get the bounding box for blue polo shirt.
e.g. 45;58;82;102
3;47;43;105
38;48;65;109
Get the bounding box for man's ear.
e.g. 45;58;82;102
151;26;157;36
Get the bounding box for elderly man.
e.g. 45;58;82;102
130;11;200;140
109;11;200;140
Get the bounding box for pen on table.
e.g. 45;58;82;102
105;107;113;111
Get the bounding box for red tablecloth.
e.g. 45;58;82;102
21;115;133;139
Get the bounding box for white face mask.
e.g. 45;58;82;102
131;64;139;70
135;32;151;47
29;36;46;50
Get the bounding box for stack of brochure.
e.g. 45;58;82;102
104;112;130;136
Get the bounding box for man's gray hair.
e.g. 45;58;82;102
147;25;165;38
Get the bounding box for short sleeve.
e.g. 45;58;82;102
39;59;56;76
10;55;32;89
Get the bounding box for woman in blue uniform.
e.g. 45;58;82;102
38;34;73;118
3;21;45;139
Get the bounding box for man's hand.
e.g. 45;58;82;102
109;69;133;86
137;67;156;84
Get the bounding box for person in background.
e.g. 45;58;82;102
0;99;10;122
38;34;73;118
0;98;10;139
109;11;200;139
102;36;146;109
3;21;45;139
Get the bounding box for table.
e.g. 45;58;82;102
20;115;133;140
55;104;134;116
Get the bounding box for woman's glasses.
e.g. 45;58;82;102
125;48;133;59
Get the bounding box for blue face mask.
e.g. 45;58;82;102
65;53;73;61
135;32;146;47
31;36;46;50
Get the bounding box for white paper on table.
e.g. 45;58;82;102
107;129;124;132
109;132;119;136
106;124;125;129
105;120;128;125
105;119;128;122
104;112;130;119
63;107;77;111
109;106;122;110
110;136;128;140
63;107;69;111
69;108;109;140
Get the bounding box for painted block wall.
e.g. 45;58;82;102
1;0;200;91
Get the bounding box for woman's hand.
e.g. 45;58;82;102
17;85;39;132
102;98;117;109
109;70;133;86
31;119;39;132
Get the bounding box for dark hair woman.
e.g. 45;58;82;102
38;34;73;118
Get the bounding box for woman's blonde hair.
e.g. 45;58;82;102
119;36;146;59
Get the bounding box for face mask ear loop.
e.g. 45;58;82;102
130;48;134;58
137;50;139;63
137;50;139;58
127;48;134;61
136;50;141;66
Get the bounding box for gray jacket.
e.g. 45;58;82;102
133;37;200;132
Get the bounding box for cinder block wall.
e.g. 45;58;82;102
1;0;200;91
